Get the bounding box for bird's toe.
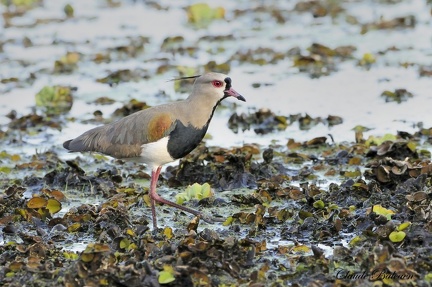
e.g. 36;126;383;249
199;213;225;224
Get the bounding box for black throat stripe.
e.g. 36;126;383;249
224;77;232;90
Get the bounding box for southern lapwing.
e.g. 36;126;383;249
63;72;245;229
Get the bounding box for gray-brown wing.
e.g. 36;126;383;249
63;109;176;159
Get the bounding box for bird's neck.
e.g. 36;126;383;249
166;96;224;160
182;96;222;128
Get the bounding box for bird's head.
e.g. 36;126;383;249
177;72;246;103
201;72;246;102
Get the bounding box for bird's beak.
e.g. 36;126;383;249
224;87;246;102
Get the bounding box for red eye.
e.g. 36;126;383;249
212;80;223;88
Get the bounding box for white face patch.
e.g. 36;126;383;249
139;137;174;168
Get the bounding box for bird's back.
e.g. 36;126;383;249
63;104;178;159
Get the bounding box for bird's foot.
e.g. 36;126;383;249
151;226;168;239
198;213;225;224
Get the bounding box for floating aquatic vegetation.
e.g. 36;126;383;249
419;65;432;77
381;88;414;103
7;112;63;131
35;85;75;115
203;60;231;74
228;108;289;134
175;182;213;204
358;52;377;68
230;47;287;65
92;96;116;105
53;52;80;74
112;99;151;118
96;69;149;85
63;3;74;18
106;36;149;58
228;109;343;134
2;125;432;286
186;3;225;27
167;143;263;190
361;15;416;34
308;43;356;59
292;43;356;77
293;0;345;18
1;0;41;8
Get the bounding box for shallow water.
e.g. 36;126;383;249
1;0;431;155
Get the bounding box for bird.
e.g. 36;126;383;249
63;72;245;229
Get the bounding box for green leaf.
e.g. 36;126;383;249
163;227;173;240
80;253;94;262
175;193;188;204
201;183;212;198
351;125;371;132
186;3;225;26
27;197;47;208
389;231;406;242
179;182;213;203
159;271;175;284
35;85;73;115
365;134;397;146
222;216;233;226
372;204;395;220
349;236;364;246
46;198;62;214
64;3;74;17
63;251;79;260
313;200;325;209
0;166;12;174
292;245;311;254
158;270;175;284
397;222;411;231
359;53;376;65
344;169;362;178
119;238;130;249
407;141;417;152
298;210;313;219
185;183;196;198
67;223;81;232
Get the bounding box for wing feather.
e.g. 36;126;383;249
63;108;176;159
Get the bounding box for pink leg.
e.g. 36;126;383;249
149;166;214;229
149;166;162;229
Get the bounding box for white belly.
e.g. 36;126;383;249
139;137;174;168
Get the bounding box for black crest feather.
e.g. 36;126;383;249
168;75;202;82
